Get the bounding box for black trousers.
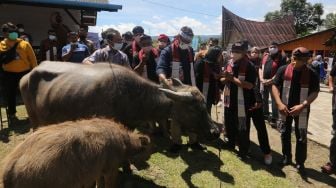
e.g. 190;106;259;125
280;115;308;165
329;89;336;167
224;107;271;156
3;71;29;115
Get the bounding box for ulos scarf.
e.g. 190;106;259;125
281;63;310;131
171;38;195;86
224;59;248;130
138;48;159;78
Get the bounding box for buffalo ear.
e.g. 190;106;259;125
172;78;184;87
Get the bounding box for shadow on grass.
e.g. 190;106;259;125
299;168;336;187
149;134;234;187
119;171;167;188
0;118;31;143
244;141;287;178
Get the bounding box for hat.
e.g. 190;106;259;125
132;26;144;35
204;46;222;63
292;47;310;58
122;31;133;41
231;40;248;53
158;34;169;42
179;26;194;43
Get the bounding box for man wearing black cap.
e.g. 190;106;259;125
157;26;204;153
221;41;272;164
131;26;145;66
260;42;287;126
272;47;319;173
195;46;222;113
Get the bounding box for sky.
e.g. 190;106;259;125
89;0;336;36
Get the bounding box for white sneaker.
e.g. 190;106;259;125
264;154;272;165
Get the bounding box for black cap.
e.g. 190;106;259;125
269;41;278;46
132;26;144;35
122;31;133;40
204;46;222;63
231;40;248;53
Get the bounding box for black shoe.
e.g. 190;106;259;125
296;163;306;175
189;142;206;151
279;155;292;166
169;144;182;153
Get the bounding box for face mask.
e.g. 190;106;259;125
142;46;152;53
113;42;123;50
18;28;24;33
179;42;190;50
231;52;243;62
8;32;18;40
49;35;56;40
269;47;278;55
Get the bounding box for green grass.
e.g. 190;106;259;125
1;105;336;188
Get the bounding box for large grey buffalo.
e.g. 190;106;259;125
19;61;220;141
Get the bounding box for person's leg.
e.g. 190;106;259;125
294;116;308;171
251;108;271;154
262;86;270;119
330;134;336;168
224;108;238;149
237;115;251;158
280;116;293;165
3;72;17;117
271;95;279;123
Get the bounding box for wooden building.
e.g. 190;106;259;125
0;0;122;47
278;27;336;57
222;6;296;50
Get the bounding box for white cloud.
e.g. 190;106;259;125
89;23;136;37
90;15;222;37
323;4;336;18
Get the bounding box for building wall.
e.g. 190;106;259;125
0;4;81;47
278;30;336;56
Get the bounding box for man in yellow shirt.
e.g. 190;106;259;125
0;22;37;122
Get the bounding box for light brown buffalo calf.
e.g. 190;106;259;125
0;118;151;188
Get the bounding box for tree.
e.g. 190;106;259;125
264;0;324;36
265;10;282;21
325;13;336;29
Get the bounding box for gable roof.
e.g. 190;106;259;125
222;6;296;49
1;0;122;12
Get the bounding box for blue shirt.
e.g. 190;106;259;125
62;43;90;63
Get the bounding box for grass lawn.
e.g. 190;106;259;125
0;105;336;187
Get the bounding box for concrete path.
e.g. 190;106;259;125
211;83;334;147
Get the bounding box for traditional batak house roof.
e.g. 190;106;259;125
222;6;296;50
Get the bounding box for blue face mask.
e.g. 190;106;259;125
8;32;18;40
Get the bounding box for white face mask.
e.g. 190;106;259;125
113;42;123;50
231;52;243;62
179;42;190;50
269;47;278;55
49;35;56;40
18;28;24;33
158;41;167;49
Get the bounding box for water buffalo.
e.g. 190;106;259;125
19;61;220;141
0;118;151;188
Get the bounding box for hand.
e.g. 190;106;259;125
289;104;305;116
249;102;262;111
278;103;290;116
263;79;273;86
224;71;234;81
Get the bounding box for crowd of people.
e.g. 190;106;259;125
1;16;336;176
